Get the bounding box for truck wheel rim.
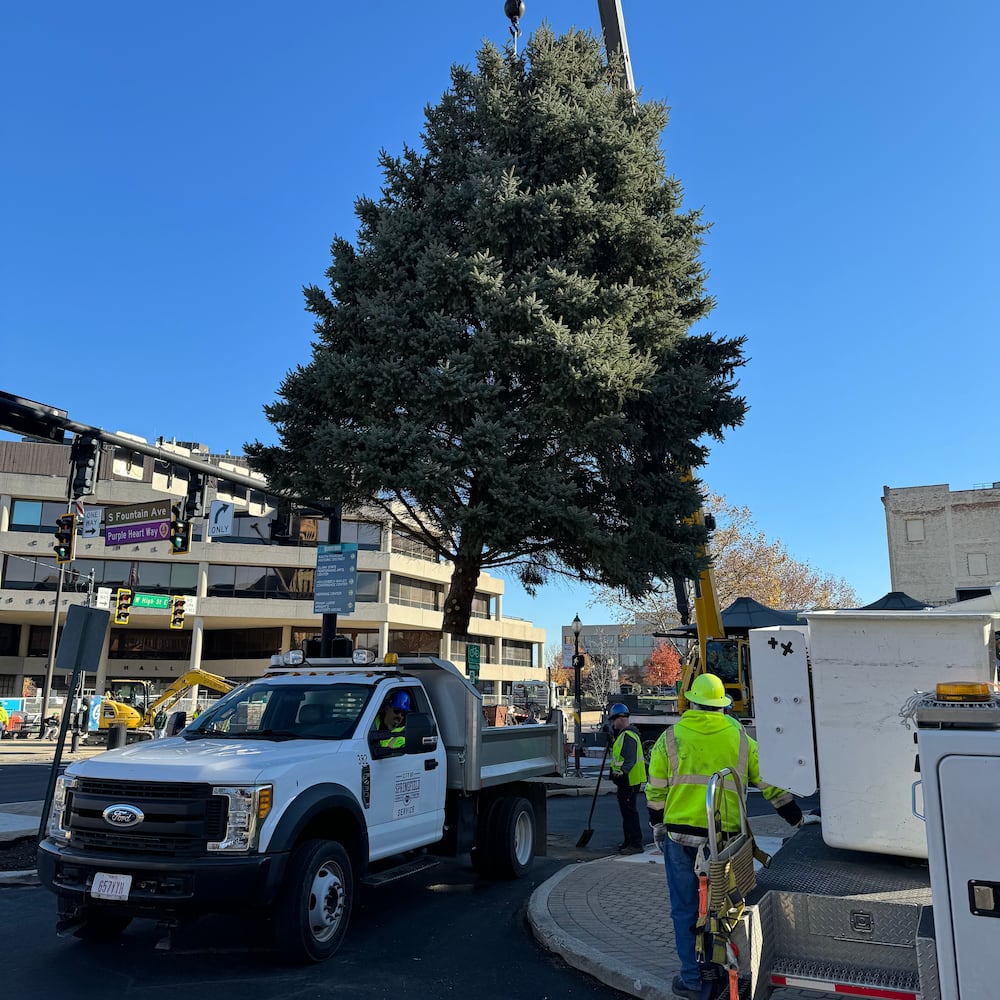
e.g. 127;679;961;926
514;810;533;865
307;859;345;942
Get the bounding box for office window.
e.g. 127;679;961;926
341;521;382;551
451;635;494;662
8;499;66;532
203;628;283;660
109;629;192;660
471;592;493;620
0;624;20;656
502;640;534;668
356;572;380;602
2;556;59;591
391;530;439;563
389;575;441;611
387;630;442;656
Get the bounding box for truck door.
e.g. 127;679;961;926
366;686;446;860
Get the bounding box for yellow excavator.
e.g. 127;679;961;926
96;668;234;742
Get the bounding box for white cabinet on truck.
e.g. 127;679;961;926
38;654;563;962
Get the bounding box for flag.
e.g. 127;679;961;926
74;499;85;518
128;562;140;588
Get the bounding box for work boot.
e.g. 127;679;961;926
619;844;643;855
670;975;701;1000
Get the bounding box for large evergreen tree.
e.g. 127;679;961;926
248;27;747;637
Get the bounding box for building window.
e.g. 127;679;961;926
108;629;193;660
471;592;493;620
0;624;20;656
387;629;442;656
341;521;383;551
389;575;442;611
968;553;989;577
0;675;15;697
905;518;925;542
451;635;494;662
202;628;283;660
391;530;440;563
356;572;380;602
8;499;67;532
502;640;535;668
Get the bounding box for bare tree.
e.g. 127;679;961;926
582;628;621;710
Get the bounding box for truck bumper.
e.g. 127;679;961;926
37;839;290;917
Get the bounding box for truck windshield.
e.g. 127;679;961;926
183;682;373;741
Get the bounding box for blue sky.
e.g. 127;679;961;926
3;1;998;643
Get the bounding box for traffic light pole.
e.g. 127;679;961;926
37;564;64;737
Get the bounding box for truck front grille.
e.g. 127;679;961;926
67;779;228;857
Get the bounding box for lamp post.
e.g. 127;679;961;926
572;614;583;777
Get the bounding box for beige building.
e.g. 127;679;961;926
883;482;1000;606
0;436;544;701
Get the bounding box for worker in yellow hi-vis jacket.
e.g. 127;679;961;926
645;673;802;1000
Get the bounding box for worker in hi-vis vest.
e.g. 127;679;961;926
607;702;647;855
645;673;802;1000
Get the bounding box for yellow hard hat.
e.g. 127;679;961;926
686;672;732;708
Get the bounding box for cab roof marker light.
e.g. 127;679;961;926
936;681;992;702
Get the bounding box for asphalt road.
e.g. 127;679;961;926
5;793;634;1000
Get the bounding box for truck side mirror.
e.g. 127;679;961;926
404;711;437;755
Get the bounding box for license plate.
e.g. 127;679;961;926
91;872;132;901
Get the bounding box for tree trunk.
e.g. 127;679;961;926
441;552;482;637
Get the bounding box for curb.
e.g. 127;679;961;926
0;870;39;887
528;860;673;1000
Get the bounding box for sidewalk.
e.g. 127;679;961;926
528;813;815;1000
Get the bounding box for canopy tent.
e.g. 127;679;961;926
658;596;802;638
860;591;930;611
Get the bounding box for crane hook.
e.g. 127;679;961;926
504;0;525;55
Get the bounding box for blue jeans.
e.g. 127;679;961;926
663;836;701;988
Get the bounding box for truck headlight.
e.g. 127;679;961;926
47;775;76;842
208;785;272;852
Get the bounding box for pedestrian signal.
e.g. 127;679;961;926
169;595;187;630
169;503;191;555
114;588;133;626
54;514;77;565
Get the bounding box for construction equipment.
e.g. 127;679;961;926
576;739;611;847
95;668;233;743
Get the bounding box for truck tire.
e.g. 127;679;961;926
486;796;535;879
274;838;353;963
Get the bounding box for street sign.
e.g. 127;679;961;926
96;587;112;610
55;605;111;674
132;592;171;610
208;500;234;537
82;507;103;538
313;543;359;615
104;501;171;547
562;642;574;669
466;643;481;684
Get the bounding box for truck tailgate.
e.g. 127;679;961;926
478;723;562;788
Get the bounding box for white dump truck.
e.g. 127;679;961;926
38;652;564;961
740;609;1000;999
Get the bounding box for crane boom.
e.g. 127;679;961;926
595;0;635;92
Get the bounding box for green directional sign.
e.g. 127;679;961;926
132;592;171;610
466;643;481;685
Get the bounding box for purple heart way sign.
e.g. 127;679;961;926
104;501;172;546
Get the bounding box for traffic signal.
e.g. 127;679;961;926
169;503;192;555
70;435;101;498
169;595;187;630
184;475;204;520
54;514;77;564
114;588;133;626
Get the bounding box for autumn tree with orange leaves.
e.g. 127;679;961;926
645;640;682;688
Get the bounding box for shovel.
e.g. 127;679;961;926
576;741;611;847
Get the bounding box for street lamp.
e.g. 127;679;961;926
572;614;583;777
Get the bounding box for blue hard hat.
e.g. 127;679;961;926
389;690;412;712
609;702;630;719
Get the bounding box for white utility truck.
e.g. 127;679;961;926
38;652;564;961
740;609;1000;999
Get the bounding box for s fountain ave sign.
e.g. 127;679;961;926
104;501;172;547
